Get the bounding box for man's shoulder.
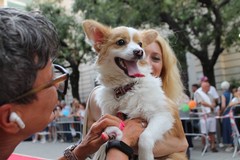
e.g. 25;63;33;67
209;86;219;98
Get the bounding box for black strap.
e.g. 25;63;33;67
106;140;133;159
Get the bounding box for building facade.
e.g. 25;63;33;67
0;0;31;9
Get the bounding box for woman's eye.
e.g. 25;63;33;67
152;56;160;61
116;39;125;46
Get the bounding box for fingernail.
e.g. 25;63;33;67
101;132;108;141
119;121;125;131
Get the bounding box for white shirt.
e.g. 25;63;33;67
197;86;219;99
194;90;213;114
232;97;240;103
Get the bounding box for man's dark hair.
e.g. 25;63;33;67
0;8;59;105
192;83;199;89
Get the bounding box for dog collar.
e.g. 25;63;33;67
113;82;136;99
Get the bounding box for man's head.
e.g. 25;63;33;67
200;76;209;83
0;8;63;139
0;8;59;105
201;81;210;93
191;83;199;93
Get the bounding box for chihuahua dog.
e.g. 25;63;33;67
82;20;186;160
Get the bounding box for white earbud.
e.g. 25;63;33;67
9;112;25;129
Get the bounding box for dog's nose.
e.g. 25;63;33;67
133;49;143;59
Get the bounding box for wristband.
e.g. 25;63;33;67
106;140;133;159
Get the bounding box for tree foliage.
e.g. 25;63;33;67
27;0;94;101
73;0;240;86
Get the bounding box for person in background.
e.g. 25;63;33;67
194;81;218;152
231;86;238;98
197;76;221;147
198;76;220;105
70;98;85;122
229;87;240;106
79;102;86;122
178;93;193;159
59;100;73;142
0;8;145;160
191;83;200;134
229;87;240;132
220;81;234;152
69;98;85;138
48;101;62;142
191;84;200;100
60;100;71;117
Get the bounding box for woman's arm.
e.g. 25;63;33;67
153;134;188;157
153;110;188;157
221;95;226;109
220;95;227;115
229;97;240;107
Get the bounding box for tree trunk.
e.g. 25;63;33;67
202;63;216;87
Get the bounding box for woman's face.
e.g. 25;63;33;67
237;87;240;96
144;42;163;77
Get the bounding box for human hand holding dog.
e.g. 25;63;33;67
106;118;147;160
122;118;147;147
72;114;121;160
70;115;146;160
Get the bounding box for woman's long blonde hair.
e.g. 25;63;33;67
155;35;184;102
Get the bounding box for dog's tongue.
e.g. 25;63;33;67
124;60;145;77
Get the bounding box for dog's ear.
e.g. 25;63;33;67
82;19;110;52
141;29;158;47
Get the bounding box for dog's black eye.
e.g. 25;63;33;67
116;39;125;46
138;42;142;47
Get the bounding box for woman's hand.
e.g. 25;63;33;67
106;118;147;160
121;118;147;148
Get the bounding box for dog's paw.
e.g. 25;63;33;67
104;126;123;140
138;132;155;160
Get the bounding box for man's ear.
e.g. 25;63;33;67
82;19;110;52
0;104;21;133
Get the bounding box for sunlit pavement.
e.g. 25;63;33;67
12;139;240;160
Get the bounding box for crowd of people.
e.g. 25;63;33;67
31;98;86;143
183;76;240;155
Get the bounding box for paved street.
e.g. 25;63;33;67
12;138;240;160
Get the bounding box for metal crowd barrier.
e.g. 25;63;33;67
55;116;83;142
181;105;240;158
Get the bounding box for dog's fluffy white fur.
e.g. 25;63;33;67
82;20;175;160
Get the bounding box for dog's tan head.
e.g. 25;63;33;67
82;19;158;86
